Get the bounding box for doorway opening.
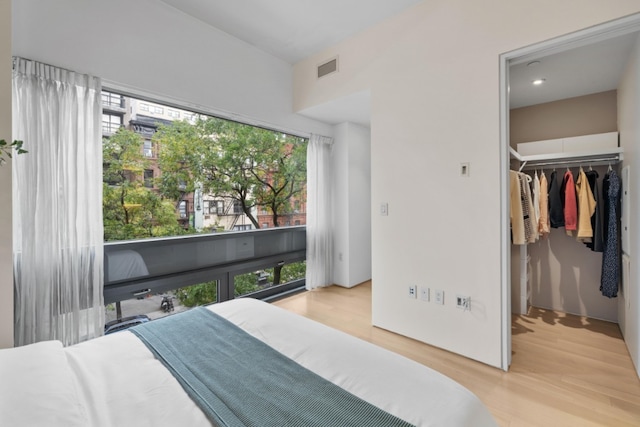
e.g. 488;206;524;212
500;13;640;371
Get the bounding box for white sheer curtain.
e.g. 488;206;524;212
306;134;334;290
12;58;104;346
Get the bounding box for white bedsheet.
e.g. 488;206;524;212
0;298;497;427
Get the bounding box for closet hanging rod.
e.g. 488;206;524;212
519;156;621;171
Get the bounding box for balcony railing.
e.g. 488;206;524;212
104;226;306;304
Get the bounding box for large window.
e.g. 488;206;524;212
101;89;308;328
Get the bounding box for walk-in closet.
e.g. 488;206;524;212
505;20;640;375
510;130;624;322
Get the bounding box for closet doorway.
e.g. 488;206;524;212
499;13;640;372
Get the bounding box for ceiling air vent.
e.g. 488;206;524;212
317;57;338;79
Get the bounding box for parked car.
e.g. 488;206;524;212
104;314;150;335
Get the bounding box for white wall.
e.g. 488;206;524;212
294;0;640;367
530;226;618;322
0;0;13;348
12;0;331;137
618;32;640;376
332;122;372;288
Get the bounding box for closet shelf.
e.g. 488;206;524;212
509;146;623;171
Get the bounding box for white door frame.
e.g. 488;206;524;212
499;12;640;371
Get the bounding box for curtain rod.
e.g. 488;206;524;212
12;56;80;75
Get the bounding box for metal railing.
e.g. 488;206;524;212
104;226;306;304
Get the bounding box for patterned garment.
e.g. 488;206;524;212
585;170;603;252
510;170;526;245
519;174;533;242
601;170;621;298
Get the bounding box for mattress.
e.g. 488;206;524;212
0;298;497;426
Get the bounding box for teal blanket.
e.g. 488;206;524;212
131;307;413;427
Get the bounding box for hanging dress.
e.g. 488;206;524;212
510;171;525;245
519;173;534;243
548;171;564;228
561;170;577;236
584;170;604;252
601;170;621;298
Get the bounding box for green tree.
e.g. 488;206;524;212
175;281;217;308
154;117;307;229
103;129;186;241
173;276;261;308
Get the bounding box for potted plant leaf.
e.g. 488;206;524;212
0;139;27;165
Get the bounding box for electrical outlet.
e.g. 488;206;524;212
420;287;430;302
456;295;471;311
408;285;417;299
434;289;444;305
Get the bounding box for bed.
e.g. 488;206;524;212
0;298;497;427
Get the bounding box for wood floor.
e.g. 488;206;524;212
273;282;640;426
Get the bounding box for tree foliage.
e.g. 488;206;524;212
175;281;217;308
154;117;307;229
103;129;186;241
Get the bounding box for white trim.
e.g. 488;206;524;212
499;53;511;371
102;79;312;139
499;11;640;373
508;13;640;66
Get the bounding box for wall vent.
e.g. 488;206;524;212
317;57;338;79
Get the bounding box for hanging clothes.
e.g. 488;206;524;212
575;168;596;241
510;170;525;245
533;172;541;231
584;170;604;252
510;170;537;245
519;173;534;243
538;171;550;237
561;170;577;235
548;170;564;228
521;173;538;243
601;170;621;298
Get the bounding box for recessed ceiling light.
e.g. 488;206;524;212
532;78;546;85
527;61;541;67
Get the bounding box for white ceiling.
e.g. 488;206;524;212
159;0;423;64
159;1;639;125
509;31;640;109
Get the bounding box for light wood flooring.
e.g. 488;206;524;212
273;281;640;426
